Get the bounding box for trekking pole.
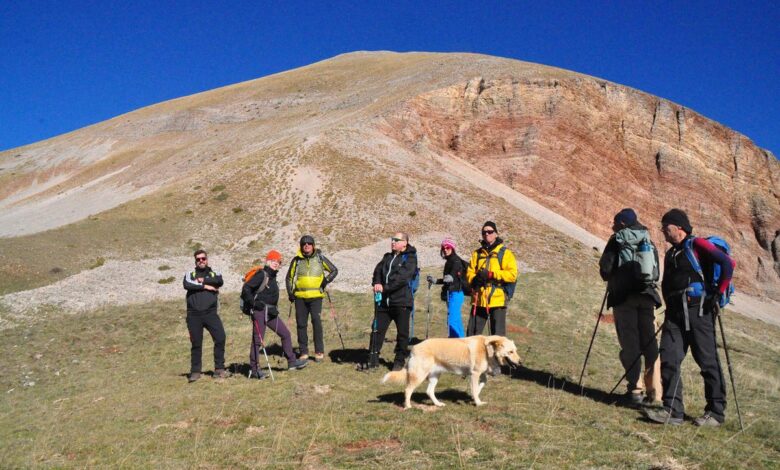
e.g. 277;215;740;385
424;280;433;339
717;310;744;431
252;315;275;381
578;289;609;392
325;291;346;351
288;302;293;319
608;315;664;395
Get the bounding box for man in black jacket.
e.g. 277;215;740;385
183;249;228;382
599;209;662;406
369;232;418;371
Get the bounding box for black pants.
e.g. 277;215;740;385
294;298;324;355
613;293;658;393
467;307;506;336
659;301;726;421
371;305;411;365
186;310;226;374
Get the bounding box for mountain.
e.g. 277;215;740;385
0;51;778;308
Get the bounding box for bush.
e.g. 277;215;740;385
214;192;229;202
232;207;243;214
90;257;106;269
158;277;175;284
158;265;171;271
211;184;226;192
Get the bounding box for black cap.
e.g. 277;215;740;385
482;221;498;233
299;235;315;246
612;208;638;231
661;209;693;234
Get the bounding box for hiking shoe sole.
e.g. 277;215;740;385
644;408;683;425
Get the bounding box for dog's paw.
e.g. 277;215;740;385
475;401;487;407
433;402;445;407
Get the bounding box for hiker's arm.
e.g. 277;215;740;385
203;272;223;288
183;272;203;291
693;238;735;294
493;249;518;284
466;252;478;284
242;270;265;300
599;237;618;281
385;254;417;293
320;254;338;285
285;260;295;297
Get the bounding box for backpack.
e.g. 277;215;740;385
402;252;421;297
496;246;517;302
456;256;473;296
614;228;660;284
240;267;269;315
683;236;735;304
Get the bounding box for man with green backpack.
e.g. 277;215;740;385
599;209;663;407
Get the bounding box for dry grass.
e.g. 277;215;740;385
1;273;777;468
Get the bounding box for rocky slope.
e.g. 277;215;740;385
0;51;778;303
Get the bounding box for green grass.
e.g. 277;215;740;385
1;272;777;468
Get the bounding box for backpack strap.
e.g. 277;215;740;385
681;237;706;325
250;271;270;312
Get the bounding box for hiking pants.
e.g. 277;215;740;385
250;309;296;373
294;298;324;356
613;293;659;394
372;305;411;364
446;290;465;338
186;310;226;374
659;301;726;421
467;307;506;336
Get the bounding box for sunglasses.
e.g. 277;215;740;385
302;242;314;246
482;230;496;235
391;237;406;242
195;257;207;261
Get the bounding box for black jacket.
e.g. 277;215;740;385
183;266;224;314
599;223;661;308
436;253;469;301
372;245;418;308
241;266;281;316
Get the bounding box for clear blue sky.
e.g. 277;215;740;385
2;1;778;156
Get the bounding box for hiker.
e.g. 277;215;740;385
286;235;339;362
370;232;418;371
426;238;468;338
645;209;735;427
466;221;518;337
599;208;663;407
242;250;307;379
182;249;228;382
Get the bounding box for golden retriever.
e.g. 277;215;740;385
382;335;521;409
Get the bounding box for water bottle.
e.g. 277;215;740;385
374;291;382;304
635;240;655;282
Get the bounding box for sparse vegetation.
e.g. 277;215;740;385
0;274;776;468
214;192;229;202
157;276;175;284
211;184;226;192
89;257;105;269
158;265;171;271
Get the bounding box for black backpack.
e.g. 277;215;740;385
456;256;473;296
240;270;270;316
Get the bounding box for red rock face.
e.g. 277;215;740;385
379;76;780;299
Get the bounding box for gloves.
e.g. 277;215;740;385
442;274;454;284
472;270;489;288
718;292;729;309
288;293;295;303
320;279;329;291
426;275;435;285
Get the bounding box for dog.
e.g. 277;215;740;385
381;335;521;409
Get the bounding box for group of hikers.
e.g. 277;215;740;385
183;209;736;427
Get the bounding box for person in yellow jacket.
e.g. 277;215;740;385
285;235;338;362
466;221;518;337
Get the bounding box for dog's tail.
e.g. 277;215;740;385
381;369;408;385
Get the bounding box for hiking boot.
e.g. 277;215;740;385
298;354;309;361
644;408;683;425
641;396;658;407
314;352;325;362
620;392;644;408
693;413;722;427
248;369;268;380
188;372;201;383
214;369;231;379
288;358;308;370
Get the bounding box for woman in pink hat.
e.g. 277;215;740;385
426;238;469;338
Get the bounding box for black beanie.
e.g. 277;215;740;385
299;235;315;246
661;209;693;234
482;221;498;233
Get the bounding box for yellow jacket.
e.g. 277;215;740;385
466;242;518;308
285;249;338;300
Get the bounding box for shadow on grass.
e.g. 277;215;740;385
510;365;633;409
374;389;473;407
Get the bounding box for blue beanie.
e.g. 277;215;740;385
612;208;638;231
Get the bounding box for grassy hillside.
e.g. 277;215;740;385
1;272;777;468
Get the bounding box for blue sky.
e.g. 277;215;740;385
1;1;778;156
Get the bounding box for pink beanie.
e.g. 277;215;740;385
441;238;456;251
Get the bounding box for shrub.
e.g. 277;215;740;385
214;192;229;202
158;265;171;271
90;257;106;269
232;207;243;214
158;277;175;284
211;184;226;192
